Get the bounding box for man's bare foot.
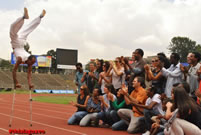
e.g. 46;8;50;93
23;7;29;19
40;9;46;18
29;84;34;90
14;83;22;89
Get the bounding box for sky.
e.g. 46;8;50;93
0;0;201;64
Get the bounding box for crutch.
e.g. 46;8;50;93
9;89;16;127
29;88;33;126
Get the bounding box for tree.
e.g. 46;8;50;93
24;42;32;54
0;59;13;69
46;49;57;73
168;37;200;62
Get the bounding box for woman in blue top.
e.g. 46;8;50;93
79;88;101;127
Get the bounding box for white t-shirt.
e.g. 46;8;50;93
101;76;111;94
110;67;125;89
14;48;30;62
103;94;116;112
145;94;164;115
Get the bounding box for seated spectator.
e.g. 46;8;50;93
118;77;148;134
68;85;90;125
97;83;116;126
164;87;201;134
149;98;172;135
178;81;190;94
79;88;101;127
195;88;201;106
164;118;201;135
131;87;165;135
111;89;128;131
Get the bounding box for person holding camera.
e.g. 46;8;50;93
81;62;99;94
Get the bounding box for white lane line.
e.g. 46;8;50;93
0;128;7;132
0;102;72;115
0;112;87;135
0;128;18;135
0;97;76;112
0;106;70;120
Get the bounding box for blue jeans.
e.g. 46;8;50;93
97;111;113;125
143;109;160;130
112;120;128;131
110;110;120;123
68;111;88;125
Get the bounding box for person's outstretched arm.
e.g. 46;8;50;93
13;57;22;88
27;64;34;89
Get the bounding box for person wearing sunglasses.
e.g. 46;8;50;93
106;57;125;95
68;85;90;125
145;56;166;94
98;61;111;95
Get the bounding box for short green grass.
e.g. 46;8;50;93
0;89;31;94
0;90;77;104
33;96;77;104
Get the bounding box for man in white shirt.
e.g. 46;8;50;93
181;52;201;97
131;87;164;135
10;8;46;89
161;53;183;98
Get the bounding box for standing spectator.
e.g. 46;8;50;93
157;52;171;69
68;85;90;125
81;62;99;94
124;49;146;93
180;52;201;97
75;63;84;94
107;57;125;95
145;56;166;94
161;53;182;98
96;59;104;74
98;61;111;95
118;77;148;134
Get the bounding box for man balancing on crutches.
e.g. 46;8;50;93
9;7;46;127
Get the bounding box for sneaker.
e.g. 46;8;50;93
142;131;150;135
24;7;29;19
40;9;46;18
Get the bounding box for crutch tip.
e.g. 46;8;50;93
9;124;11;127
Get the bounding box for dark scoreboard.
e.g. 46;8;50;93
56;48;78;69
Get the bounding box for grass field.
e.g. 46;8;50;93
33;96;77;104
0;89;31;94
0;90;77;104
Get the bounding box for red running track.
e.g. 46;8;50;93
0;94;140;135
